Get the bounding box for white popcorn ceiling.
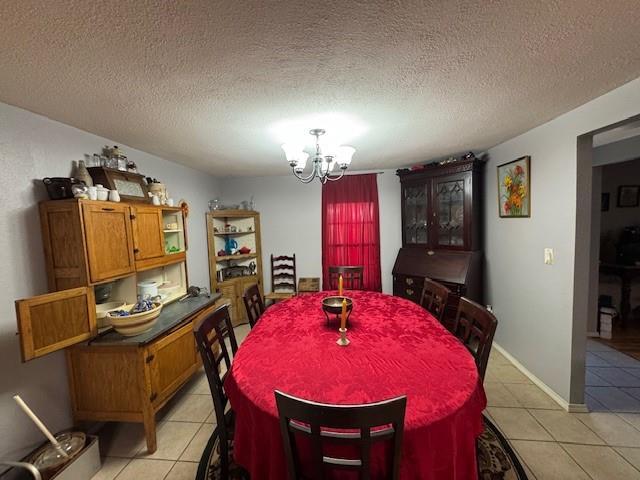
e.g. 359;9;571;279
1;0;640;176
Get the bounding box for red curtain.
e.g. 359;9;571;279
322;174;381;291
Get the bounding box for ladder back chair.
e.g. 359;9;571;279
327;266;364;290
243;283;265;329
275;390;407;480
193;304;248;480
419;278;451;324
453;297;498;382
265;254;297;303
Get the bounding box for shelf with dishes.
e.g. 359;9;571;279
213;230;255;236
215;253;258;262
94;262;187;330
162;210;186;255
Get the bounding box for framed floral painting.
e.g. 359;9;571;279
497;156;530;217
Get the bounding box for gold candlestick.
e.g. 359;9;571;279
337;327;350;346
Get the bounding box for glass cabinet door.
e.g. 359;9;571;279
434;178;465;247
403;185;428;244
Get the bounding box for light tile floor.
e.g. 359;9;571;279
92;330;640;479
485;339;640;479
91;324;251;480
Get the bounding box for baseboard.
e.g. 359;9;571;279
493;343;587;413
586;331;600;338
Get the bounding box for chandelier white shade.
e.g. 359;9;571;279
282;129;355;183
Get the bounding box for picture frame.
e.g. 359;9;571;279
87;167;151;203
617;185;640;208
601;192;610;212
497;156;530;217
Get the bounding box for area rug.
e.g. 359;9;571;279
477;414;529;479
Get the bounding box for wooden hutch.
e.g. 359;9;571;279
206;209;264;326
393;158;485;329
15;199;225;453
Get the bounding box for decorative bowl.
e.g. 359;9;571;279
95;301;126;329
322;296;353;324
107;302;163;336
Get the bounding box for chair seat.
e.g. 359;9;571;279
264;292;295;300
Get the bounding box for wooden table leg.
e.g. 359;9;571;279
143;411;157;454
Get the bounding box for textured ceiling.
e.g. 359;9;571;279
1;1;640;176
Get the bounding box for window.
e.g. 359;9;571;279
322;174;381;291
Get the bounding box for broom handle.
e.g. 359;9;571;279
13;395;69;458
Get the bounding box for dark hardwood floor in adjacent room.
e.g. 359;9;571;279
594;316;640;360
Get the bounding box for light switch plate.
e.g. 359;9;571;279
544;248;554;265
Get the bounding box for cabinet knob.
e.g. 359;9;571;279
150;392;157;402
406;289;414;296
133;248;140;254
406;278;414;285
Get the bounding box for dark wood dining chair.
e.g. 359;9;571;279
193;304;248;480
419;278;450;324
328;266;364;290
452;297;498;382
275;390;407;480
265;254;297;304
242;283;265;329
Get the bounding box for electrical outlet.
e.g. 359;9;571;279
544;248;554;265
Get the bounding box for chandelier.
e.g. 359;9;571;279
281;129;355;184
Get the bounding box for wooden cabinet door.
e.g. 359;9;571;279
147;322;200;407
15;287;96;361
131;206;165;261
82;203;136;282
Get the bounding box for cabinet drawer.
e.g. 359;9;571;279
393;275;423;303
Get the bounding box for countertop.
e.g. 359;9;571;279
91;293;222;346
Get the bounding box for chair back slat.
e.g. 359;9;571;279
275;390;406;480
271;254;297;293
328;266;364;290
453;297;498;381
193;303;240;475
419;278;450;324
242;283;265;329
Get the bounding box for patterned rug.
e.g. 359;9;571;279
477;415;529;479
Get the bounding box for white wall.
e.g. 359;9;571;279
0;102;219;461
484;77;640;405
219;171;402;294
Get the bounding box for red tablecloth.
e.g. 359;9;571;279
225;291;486;480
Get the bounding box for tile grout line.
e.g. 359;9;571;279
524;407;607;445
556;443;598;480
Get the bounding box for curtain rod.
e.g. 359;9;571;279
345;171;385;175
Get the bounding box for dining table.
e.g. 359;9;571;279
225;290;487;479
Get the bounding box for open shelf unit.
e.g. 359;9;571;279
206;209;263;326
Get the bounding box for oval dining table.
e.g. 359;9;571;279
224;290;487;480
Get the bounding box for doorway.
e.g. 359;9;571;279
583;121;640;411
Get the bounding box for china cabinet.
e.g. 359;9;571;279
393;158;485;328
206;210;263;326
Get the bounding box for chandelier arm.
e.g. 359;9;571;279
292;167;317;183
324;170;346;182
